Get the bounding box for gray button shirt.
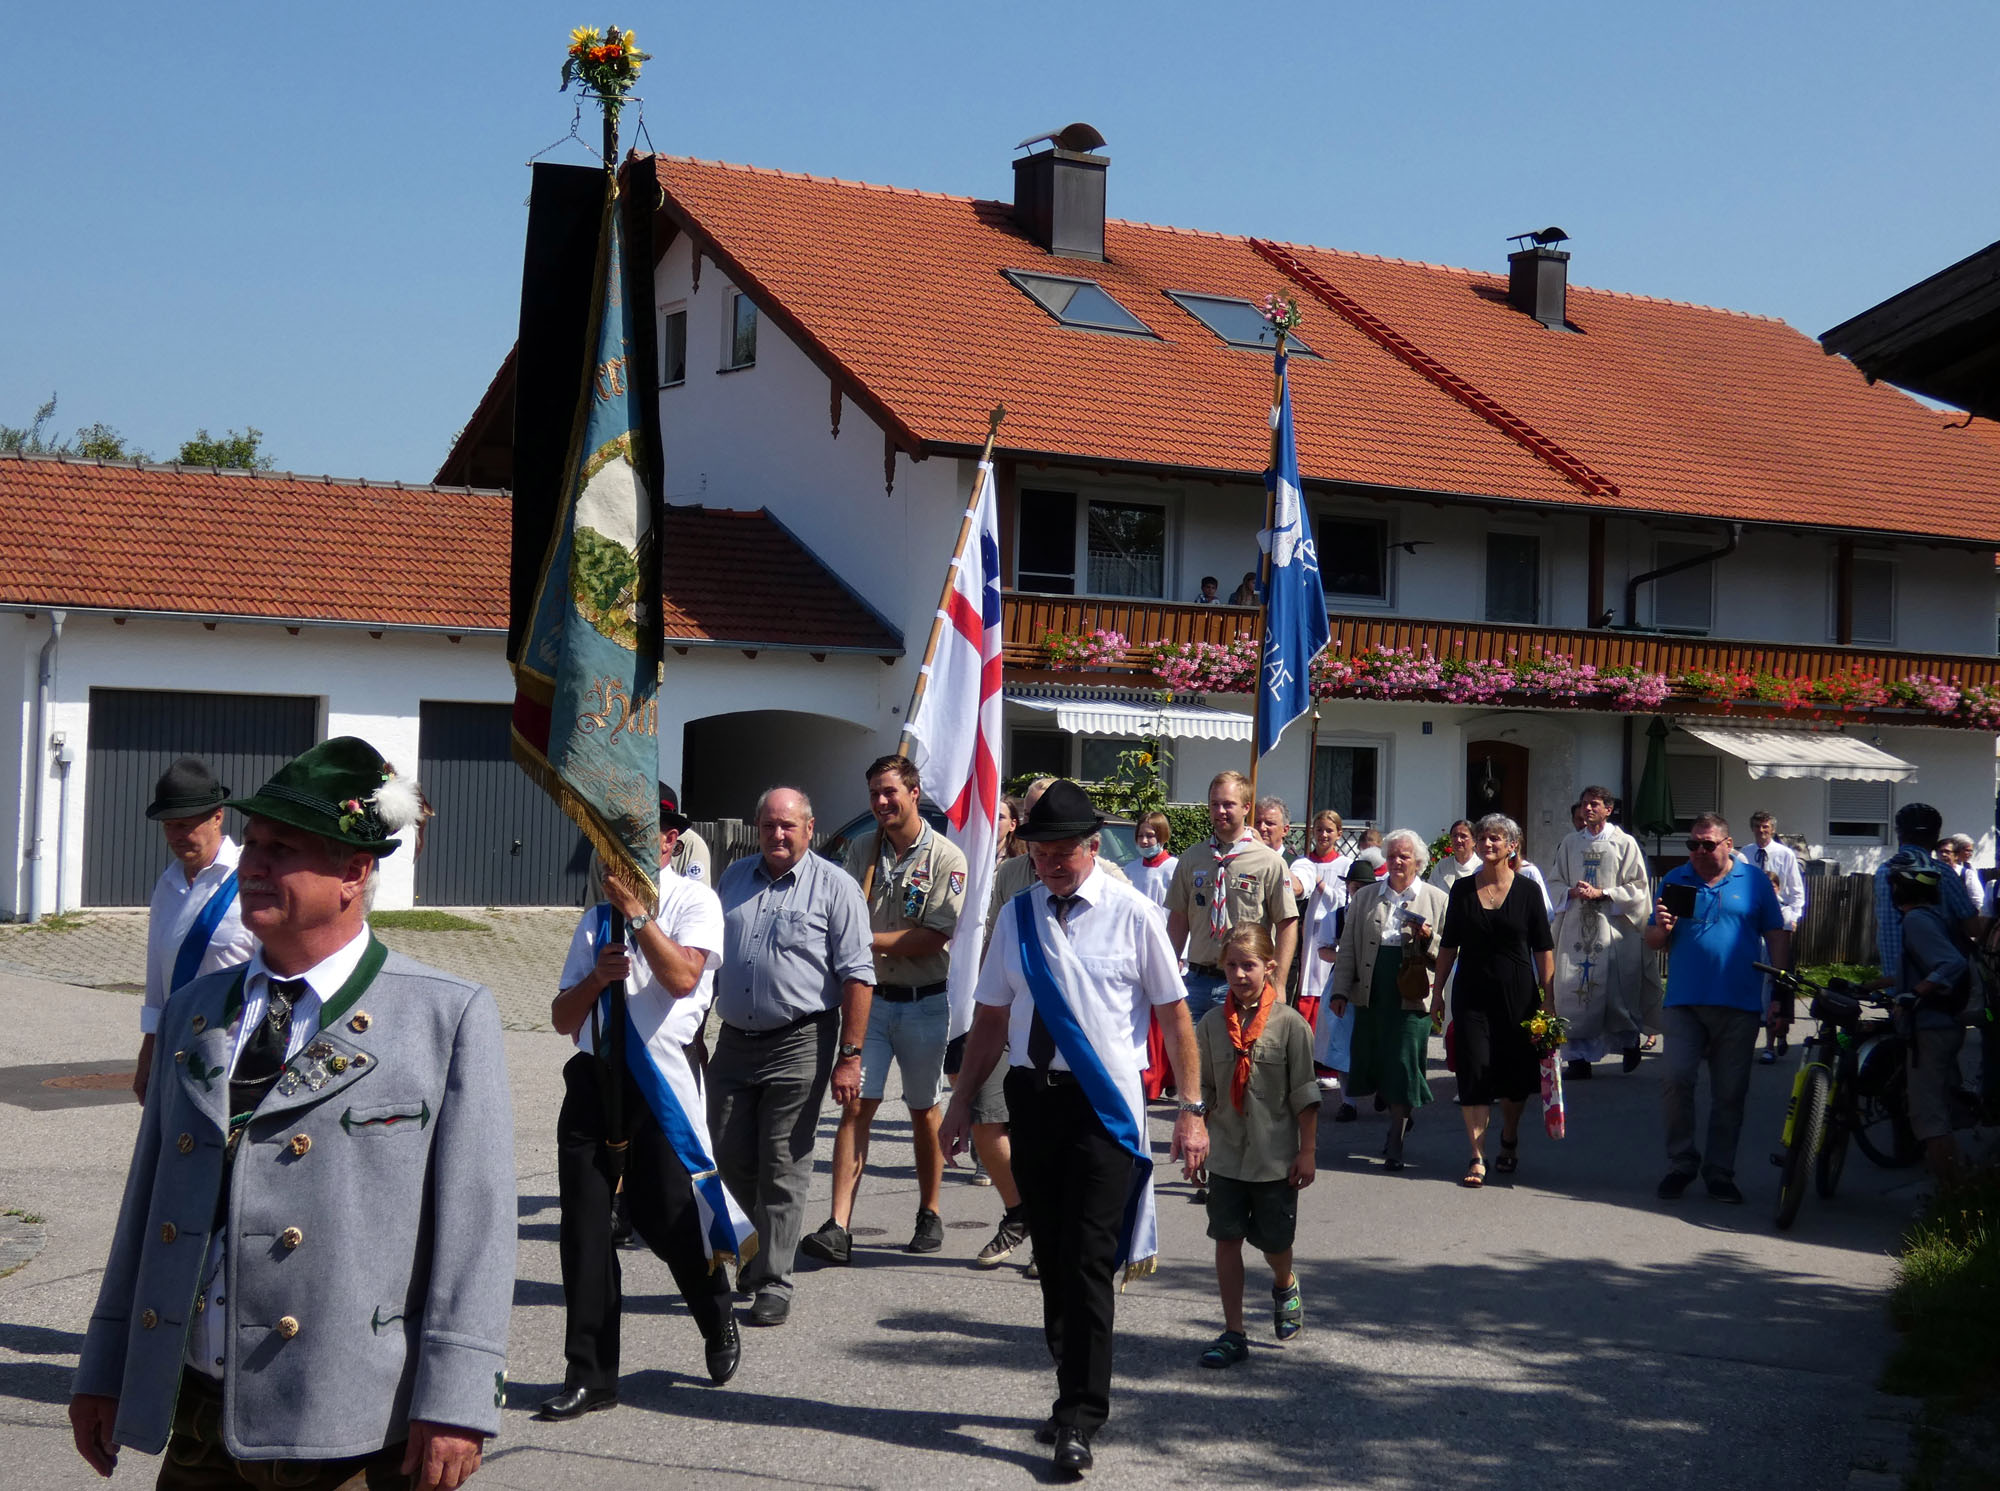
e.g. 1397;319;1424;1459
716;850;876;1030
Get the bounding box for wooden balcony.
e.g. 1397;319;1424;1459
1002;592;2000;723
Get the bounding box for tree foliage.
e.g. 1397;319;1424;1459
178;427;273;471
1;393;147;461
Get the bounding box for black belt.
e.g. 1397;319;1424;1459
1188;962;1224;978
875;980;948;1003
1008;1065;1082;1088
722;1008;836;1040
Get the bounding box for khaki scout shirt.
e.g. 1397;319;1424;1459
1165;836;1298;966
843;822;967;987
1195;1000;1320;1183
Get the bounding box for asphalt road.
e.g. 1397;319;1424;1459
0;971;1929;1490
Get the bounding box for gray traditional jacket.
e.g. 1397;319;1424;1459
74;947;516;1459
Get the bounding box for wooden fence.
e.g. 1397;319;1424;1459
1794;870;1879;969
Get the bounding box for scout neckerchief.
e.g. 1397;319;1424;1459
1207;832;1257;945
589;905;757;1267
1226;983;1277;1112
170;869;240;994
221;935;388;1131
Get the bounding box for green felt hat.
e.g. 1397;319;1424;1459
226;736;421;857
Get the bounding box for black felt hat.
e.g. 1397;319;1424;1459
1015;780;1105;842
658;783;691;831
146;758;229;821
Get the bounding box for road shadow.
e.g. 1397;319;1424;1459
0;1321;84;1408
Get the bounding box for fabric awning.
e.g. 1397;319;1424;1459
1675;723;1918;783
1008;695;1253;742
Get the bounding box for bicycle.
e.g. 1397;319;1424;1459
1756;964;1920;1231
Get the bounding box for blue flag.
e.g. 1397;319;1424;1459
1257;351;1330;759
511;176;662;893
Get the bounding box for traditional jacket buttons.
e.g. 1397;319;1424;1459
349;1012;371;1033
177;1133;195;1154
175;1051;187;1064
140;1309;158;1329
280;1226;304;1250
290;1133;313;1157
159;1223;178;1244
275;1315;300;1340
190;1015;206;1033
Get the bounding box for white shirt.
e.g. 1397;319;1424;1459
143;838;256;1033
1429;854;1480;896
1518;860;1553;915
1735;838;1807;930
1129;853;1178;912
974;863;1184;1071
1376;879;1421;945
560;867;724;1060
189;923;374;1378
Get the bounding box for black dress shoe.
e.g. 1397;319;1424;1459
1332;1102;1358;1123
799;1217;852;1265
1035;1417;1059;1445
610;1191;635;1247
1622;1045;1643;1073
705;1310;741;1384
536;1384;617;1420
748;1290;790;1326
1052;1426;1094;1475
1656;1169;1695;1201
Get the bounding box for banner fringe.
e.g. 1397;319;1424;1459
509;725;658;900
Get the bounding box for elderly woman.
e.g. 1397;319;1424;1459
1328;829;1448;1169
1431;813;1554;1187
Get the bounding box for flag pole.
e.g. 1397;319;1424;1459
1247;333;1288;794
897;404;1007;758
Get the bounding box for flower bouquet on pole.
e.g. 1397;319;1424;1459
1523;1009;1572;1139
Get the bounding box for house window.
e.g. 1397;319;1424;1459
1163;292;1318;356
1485;532;1541;624
1311;742;1380;824
1080;737;1143;781
1835;556;1896;645
1014;489;1167;599
1003;270;1155;337
1318;515;1388;604
1666;754;1720;833
1009;728;1069;781
1828;779;1892;843
726;292;757;369
1652;539;1717;632
659;305;687;386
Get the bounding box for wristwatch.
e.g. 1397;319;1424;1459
838;1043;864;1061
626;912;652;935
1179;1100;1208;1118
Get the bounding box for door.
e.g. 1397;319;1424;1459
1466;740;1530;827
83;689;319;906
414;701;593;907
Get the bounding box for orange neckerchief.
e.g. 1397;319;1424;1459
1226;984;1278;1112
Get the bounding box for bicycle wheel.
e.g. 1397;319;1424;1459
1815;1103;1850;1198
1775;1066;1829;1231
1851;1064;1922;1169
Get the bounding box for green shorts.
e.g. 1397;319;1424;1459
1204;1173;1297;1254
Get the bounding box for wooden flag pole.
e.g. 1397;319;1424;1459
1247;332;1288;795
896;405;1007;759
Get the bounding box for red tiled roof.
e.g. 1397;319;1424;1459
0;457;901;653
651;155;2000;545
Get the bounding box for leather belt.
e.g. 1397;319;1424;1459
722;1008;836;1040
1009;1065;1081;1088
875;980;948;1003
1187;961;1225;978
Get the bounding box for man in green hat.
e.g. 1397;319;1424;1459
71;736;516;1491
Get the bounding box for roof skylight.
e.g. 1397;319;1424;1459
1166;292;1317;355
1004;270;1155;337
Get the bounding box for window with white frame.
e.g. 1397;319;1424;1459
1666;754;1720;833
1317;514;1389;604
1009;728;1069;781
1831;554;1896;644
659;304;687;386
1014;489;1167;598
1311;741;1381;824
1827;779;1893;843
1484;531;1541;624
725;291;757;370
1652;539;1717;632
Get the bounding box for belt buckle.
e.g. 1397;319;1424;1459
1041;1066;1065;1087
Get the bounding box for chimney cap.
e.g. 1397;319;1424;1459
1509;226;1570;251
1016;122;1107;154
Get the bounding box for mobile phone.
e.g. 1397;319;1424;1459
1660;883;1697;920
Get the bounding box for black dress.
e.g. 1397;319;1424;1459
1441;873;1553;1106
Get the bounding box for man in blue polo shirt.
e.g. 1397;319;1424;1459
1644;812;1789;1204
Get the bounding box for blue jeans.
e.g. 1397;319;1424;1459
860;993;949;1108
1183;967;1229;1025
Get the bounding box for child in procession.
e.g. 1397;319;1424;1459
1194;924;1321;1367
1131;810;1178;911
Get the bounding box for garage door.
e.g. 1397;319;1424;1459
84;689;319;906
415;701;594;907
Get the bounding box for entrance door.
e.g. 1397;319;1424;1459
415;701;593;907
1466;740;1530;827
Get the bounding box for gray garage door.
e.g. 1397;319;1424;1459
84;688;319;906
414;701;594;907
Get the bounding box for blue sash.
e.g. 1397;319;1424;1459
1012;889;1154;1271
171;871;239;995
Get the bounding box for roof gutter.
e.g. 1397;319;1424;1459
0;604;503;637
1623;523;1742;628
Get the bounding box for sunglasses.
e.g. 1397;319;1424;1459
1685;837;1727;852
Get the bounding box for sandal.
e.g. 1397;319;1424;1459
1273;1281;1303;1341
1461;1157;1486;1188
1199;1330;1250;1369
1494;1137;1519;1174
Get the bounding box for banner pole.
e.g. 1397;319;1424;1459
1248;333;1288;793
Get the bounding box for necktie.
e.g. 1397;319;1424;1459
1756;846;1768;869
1029;895;1077;1071
231;977;304;1120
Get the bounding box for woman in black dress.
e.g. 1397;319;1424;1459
1431;813;1554;1187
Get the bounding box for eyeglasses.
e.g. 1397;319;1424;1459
1685;837;1726;852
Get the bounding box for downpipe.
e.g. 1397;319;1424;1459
1623;524;1742;628
22;609;64;922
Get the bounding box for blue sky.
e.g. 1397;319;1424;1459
4;2;1995;482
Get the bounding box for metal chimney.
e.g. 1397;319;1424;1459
1013;123;1109;262
1507;228;1571;329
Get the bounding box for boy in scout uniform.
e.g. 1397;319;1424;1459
70;738;516;1491
802;754;967;1262
1166;771;1300;1026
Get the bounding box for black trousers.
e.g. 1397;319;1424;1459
1005;1068;1130;1436
557;1051;727;1388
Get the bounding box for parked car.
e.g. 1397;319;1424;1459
818;804;1140;871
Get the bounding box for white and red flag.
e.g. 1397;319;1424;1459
905;459;1004;1039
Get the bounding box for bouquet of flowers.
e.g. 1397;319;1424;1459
561;26;650;120
1521;1008;1570;1056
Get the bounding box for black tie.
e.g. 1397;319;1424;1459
1756;846;1768;870
231;977;304;1120
1029;896;1078;1071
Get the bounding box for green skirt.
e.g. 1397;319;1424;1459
1345;944;1433;1109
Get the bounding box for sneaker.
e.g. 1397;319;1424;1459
1332;1102;1358;1124
799;1218;852;1266
1656;1170;1696;1201
907;1208;945;1254
1705;1177;1745;1205
977;1209;1030;1267
969;1157;994;1188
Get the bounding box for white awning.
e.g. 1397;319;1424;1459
1676;723;1918;783
1008;696;1253;742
